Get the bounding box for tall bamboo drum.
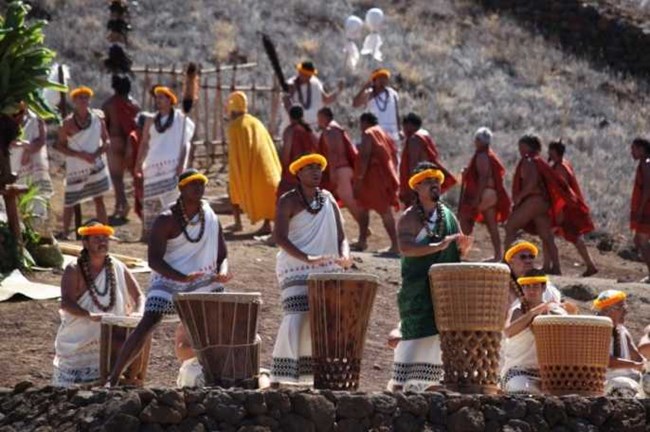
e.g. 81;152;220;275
308;273;379;390
174;292;261;387
533;315;612;396
100;315;152;387
429;263;510;394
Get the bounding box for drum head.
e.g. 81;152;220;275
101;314;142;327
174;292;262;304
533;315;613;328
428;262;511;275
307;272;379;283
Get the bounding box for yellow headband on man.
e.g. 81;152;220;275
408;169;445;190
517;275;548;286
504;241;539;263
77;224;114;237
289;153;327;176
296;62;317;77
178;172;208;188
227;91;248;114
70;86;94;99
371;68;391;81
154;86;178;105
593;290;626;312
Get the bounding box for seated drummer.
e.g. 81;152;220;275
593;290;646;397
639;325;650;360
108;169;232;386
389;163;471;392
501;269;567;394
53;221;143;387
504;240;562;309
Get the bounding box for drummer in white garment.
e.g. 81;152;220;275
281;61;343;131
53;221;143;387
501;269;567;394
108;169;232;386
270;153;352;386
593;290;646;397
353;68;401;144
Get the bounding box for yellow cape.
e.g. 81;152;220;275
227;114;281;223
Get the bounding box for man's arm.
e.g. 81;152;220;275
134;118;152;177
96;117;110;158
354;133;372;185
216;221;229;276
397;210;459;258
147;215;192;282
638;161;650;220
280;126;293;168
406;136;421;174
352;82;372;108
60;264;97;320
123;268;143;313
513;159;539;205
30;119;46;152
322;80;344;105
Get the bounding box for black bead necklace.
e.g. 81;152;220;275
78;249;116;312
175;198;205;243
154;110;175;133
297;186;324;214
416;199;445;242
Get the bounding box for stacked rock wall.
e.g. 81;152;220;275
478;0;650;79
1;383;649;431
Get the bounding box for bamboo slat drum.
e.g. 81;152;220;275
533;315;612;396
429;263;511;394
100;315;152;387
174;292;261;387
307;273;379;390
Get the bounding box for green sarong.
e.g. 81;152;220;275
398;205;460;340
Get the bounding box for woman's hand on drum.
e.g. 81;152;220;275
335;255;353;269
88;313;104;322
457;234;473;258
305;255;330;265
212;272;233;283
530;302;556;316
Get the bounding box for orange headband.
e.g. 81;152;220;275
505;241;539;263
70;86;94;99
408;169;445;190
77;224;115;237
371;68;391;81
289;154;327;175
593;290;626;311
296;63;317;77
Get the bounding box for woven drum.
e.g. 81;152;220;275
429;262;511;394
308;273;378;390
533;315;612;396
174;292;261;387
100;315;152;387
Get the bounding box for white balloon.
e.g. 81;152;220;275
345;15;364;40
365;8;384;31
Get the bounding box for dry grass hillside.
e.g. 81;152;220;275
15;0;650;239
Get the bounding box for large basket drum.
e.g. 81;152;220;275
307;273;378;390
100;315;152;386
429;262;511;394
174;292;261;387
533;315;612;396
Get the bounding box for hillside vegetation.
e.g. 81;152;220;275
18;0;650;236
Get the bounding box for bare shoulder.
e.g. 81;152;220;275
61;261;79;288
92;109;105;119
278;189;302;215
398;206;420;229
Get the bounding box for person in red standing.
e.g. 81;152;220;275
459;127;511;262
398;112;457;207
353;112;400;254
277;105;319;198
548;140;598;277
630;138;650;283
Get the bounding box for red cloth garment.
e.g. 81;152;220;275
630;158;650;234
459;149;511;223
277;124;319;198
553;160;595;243
355;126;399;213
399;130;457;205
512;154;586;235
106;96;139;137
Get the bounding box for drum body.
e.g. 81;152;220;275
429;262;510;394
100;315;152;387
533;315;612;396
174;292;261;387
308;273;378;390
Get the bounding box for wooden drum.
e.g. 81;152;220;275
174;292;261;387
100;315;152;387
533;315;612;396
429;262;511;394
307;273;379;390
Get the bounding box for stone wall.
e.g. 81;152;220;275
1;382;649;431
477;0;650;79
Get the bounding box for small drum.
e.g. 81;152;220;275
429;262;511;394
307;273;379;390
533;315;612;396
174;292;261;387
100;315;152;387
